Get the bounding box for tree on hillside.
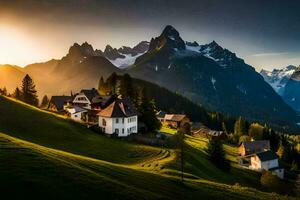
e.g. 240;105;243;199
248;123;264;140
21;74;39;106
138;88;161;132
40;95;49;108
12;87;22;100
119;74;135;99
234;116;247;136
98;76;105;91
239;135;251;144
206;137;230;171
262;128;280;151
174;122;190;182
0;87;7;96
106;72;118;94
260;171;280;191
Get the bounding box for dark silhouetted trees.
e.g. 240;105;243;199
206;138;230;171
40;95;49;108
21;74;38;106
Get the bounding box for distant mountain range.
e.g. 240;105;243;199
260;65;300;113
0;25;299;131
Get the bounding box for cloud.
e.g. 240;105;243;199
251;52;290;57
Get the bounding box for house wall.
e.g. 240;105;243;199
71;112;86;121
73;94;91;109
250;155;284;179
250;156;278;171
273;169;284;179
164;117;190;129
239;145;246;156
261;159;278;170
98;116;138;137
48;102;58;112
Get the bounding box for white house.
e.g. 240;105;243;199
97;98;138;137
250;150;284;179
66;106;87;121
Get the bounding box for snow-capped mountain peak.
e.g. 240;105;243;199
185;40;241;68
260;65;297;95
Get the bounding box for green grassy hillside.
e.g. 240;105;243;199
0;95;295;199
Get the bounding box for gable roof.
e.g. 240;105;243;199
97;98;137;118
49;96;71;111
240;140;270;151
68;106;87;114
164;114;187;122
91;95;115;108
256;150;278;162
80;88;100;101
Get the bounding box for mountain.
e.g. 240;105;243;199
0;65;25;92
283;66;300;113
260;65;296;95
0;25;298;131
129;25;299;131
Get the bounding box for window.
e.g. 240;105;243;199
128;118;130;123
122;118;124;124
122;128;124;133
116;118;119;123
115;129;119;134
102;119;106;126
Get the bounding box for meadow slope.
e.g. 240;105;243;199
0;95;295;199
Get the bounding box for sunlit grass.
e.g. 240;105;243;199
0;133;292;200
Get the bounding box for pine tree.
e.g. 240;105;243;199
12;87;22;100
234;116;247;135
106;72;118;94
206;138;230;171
40;95;49;108
248;123;264;140
0;87;7;96
138;88;161;132
21;74;39;106
119;74;134;99
175;122;190;182
98;76;105;91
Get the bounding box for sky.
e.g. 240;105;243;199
0;0;300;70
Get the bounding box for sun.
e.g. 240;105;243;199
0;25;32;66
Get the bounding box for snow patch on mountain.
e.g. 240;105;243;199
185;41;237;68
211;77;216;90
108;53;144;68
260;65;297;95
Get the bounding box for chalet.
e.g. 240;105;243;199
73;88;114;110
97;98;138;137
250;150;284;179
239;140;270;156
163;114;190;128
65;106;87;121
48;96;72;112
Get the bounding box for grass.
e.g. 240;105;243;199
0;133;293;200
0;96;162;165
0;95;296;199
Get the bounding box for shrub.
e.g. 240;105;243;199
260;171;280;191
